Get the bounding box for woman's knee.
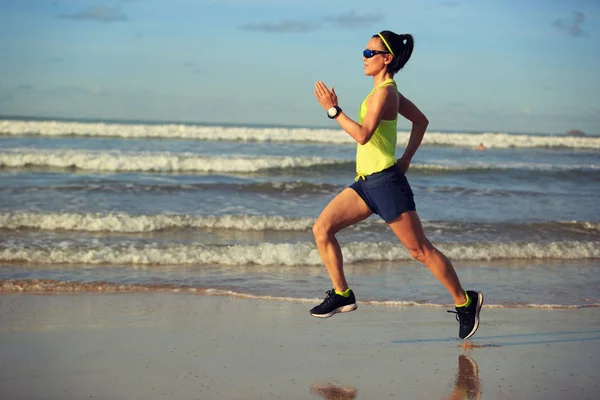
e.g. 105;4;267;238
312;219;336;242
407;242;435;263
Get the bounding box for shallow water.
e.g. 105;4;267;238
1;118;599;307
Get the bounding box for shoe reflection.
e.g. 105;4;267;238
310;383;357;400
445;354;482;400
309;354;481;400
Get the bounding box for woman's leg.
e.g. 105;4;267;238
313;188;373;292
387;211;468;305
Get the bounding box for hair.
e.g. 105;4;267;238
374;31;414;75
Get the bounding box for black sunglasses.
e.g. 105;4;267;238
363;49;390;58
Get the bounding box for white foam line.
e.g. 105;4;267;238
0;148;344;172
1;282;597;308
1;240;599;265
2;120;600;149
188;290;600;309
0;212;316;232
1;148;596;173
2;212;598;234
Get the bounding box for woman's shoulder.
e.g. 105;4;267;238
379;84;400;100
373;82;398;96
365;80;399;105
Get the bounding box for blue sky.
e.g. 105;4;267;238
1;0;599;134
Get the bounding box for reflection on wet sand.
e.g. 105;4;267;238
445;354;482;400
310;354;481;400
310;383;357;400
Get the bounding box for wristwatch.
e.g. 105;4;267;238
327;106;342;119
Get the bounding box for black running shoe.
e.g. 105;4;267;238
310;289;357;318
447;290;483;339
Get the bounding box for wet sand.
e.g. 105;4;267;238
0;294;599;399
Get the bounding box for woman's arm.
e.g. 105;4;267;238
397;93;429;171
314;81;391;145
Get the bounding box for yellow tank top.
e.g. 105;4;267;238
356;79;398;178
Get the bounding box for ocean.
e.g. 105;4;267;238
1;118;599;309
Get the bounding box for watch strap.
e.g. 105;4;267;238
327;106;342;119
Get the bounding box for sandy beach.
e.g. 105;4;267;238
0;293;598;400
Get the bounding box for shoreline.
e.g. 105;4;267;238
2;280;600;309
0;279;600;310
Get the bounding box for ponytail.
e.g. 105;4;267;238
375;31;414;75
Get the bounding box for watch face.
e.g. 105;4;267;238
327;107;337;117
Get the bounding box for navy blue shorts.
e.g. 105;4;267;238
350;165;416;223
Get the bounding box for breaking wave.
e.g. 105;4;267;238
1;240;598;265
2;120;600;149
0;212;316;232
0;149;345;172
1;212;599;236
1;149;597;173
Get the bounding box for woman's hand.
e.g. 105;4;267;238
396;155;411;174
313;81;338;110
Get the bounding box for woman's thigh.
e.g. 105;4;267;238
315;188;373;234
386;210;432;251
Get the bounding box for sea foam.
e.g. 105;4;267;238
0;212;316;232
1;149;596;173
0;148;342;172
2;120;599;149
1;279;598;308
1;212;598;235
1;240;598;265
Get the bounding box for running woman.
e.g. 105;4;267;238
311;30;483;340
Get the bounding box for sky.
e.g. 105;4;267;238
1;0;599;134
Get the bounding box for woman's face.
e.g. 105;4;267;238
363;37;392;76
